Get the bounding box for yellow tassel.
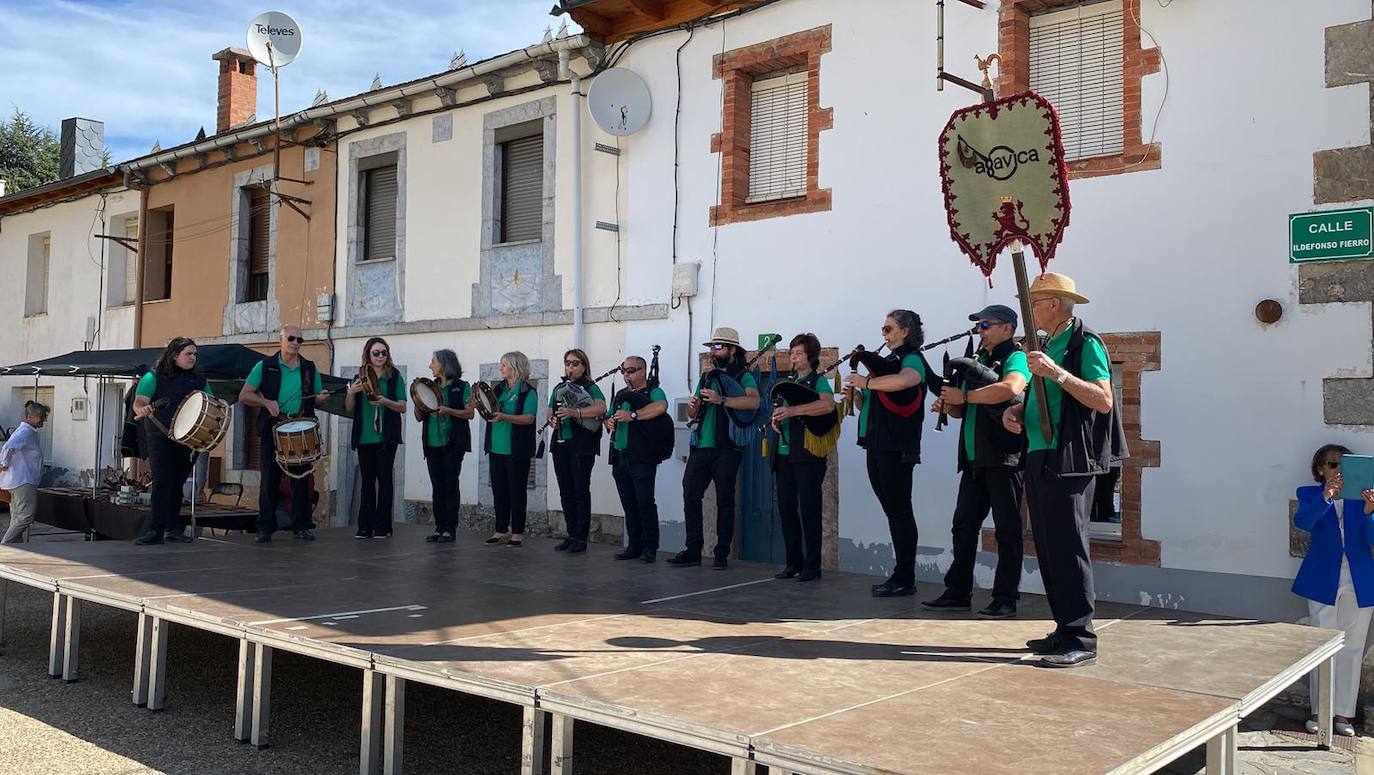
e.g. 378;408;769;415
802;408;843;458
761;435;769;458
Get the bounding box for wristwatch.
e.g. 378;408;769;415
630;411;639;421
1056;370;1070;385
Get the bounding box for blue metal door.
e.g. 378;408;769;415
738;366;785;563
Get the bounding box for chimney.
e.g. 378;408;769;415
60;118;105;178
212;47;258;134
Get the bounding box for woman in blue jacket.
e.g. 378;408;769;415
1293;443;1374;736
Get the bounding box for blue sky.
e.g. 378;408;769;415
0;0;581;164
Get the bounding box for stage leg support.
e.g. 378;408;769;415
384;674;405;775
47;591;66;678
1204;724;1236;775
251;643;272;749
521;706;548;775
132;612;152;706
234;638;257;742
550;713;573;775
0;578;8;653
1316;656;1335;749
62;596;81;682
148;616;170;711
360;669;384;775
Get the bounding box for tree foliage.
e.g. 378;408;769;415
0;109;61;194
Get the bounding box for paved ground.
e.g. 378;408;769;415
0;526;1366;774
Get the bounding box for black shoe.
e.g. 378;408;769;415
425;532;441;543
1039;649;1097;668
615;547;643;560
774;565;801;580
134;530;163;546
436;533;455;544
164;530;193;544
567;541;588;554
640;549;657;564
293;530;316;541
554;539;572;551
507;539;523;547
797;568;822;582
977;600;1017;619
377;531;392;539
255;532;272;543
921;592;972;612
355;531;372;540
667;551;701;567
712;557;728;570
1026;633;1062;655
872;579;916;598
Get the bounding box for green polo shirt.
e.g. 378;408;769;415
778;371;834;456
612;387;667;451
549;383;606;441
358;374;405;446
694;371;758;449
425;383;472;448
857;353;927;440
244;357;323;416
489;383;538;455
1024;326;1112;453
135;372;212;400
960;349;1030;462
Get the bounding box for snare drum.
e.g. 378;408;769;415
273;417;323;468
170;391;231;453
410;378;443;422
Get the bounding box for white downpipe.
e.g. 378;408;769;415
561;49;585;348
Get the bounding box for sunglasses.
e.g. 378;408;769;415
622;366;642;374
1325;461;1341;470
285;335;305;344
881;325;896;334
710;343;729;351
976;321;1008;331
371;350;389;358
565;360;582;367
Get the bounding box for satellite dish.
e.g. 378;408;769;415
588;68;652;136
246;12;303;69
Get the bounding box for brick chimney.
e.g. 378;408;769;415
212;47;258;133
60;118;105;178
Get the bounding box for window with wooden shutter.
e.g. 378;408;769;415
244;186;270;301
143;207;174;301
241;404;263;471
362;165;398;261
500;134;543;243
123;217;139;305
1029;1;1125;161
25;234;50;316
747;70;809;203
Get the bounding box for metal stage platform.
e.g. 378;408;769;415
0;526;1342;775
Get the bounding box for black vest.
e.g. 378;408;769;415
255;353;317;435
483;382;536;459
957;338;1025;472
779;371;828;465
433;379;472;453
151;370;208;428
552;377;603;456
350;371;404;449
611;387;674;465
1044;320;1129;477
858;344;924;461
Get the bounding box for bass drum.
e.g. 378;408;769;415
170;391;232;453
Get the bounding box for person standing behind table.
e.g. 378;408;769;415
481;352;539;548
345;337;408;539
131;337;214;545
422;349;474;544
238;325;331;543
0;401;49;544
1293;444;1374;738
606;355;670;563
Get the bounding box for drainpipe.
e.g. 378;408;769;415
560;48;585;348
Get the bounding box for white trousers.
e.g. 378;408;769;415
1309;561;1373;717
2;484;37;544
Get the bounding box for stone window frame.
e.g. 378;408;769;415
345;133;407;325
106;211;141;308
982;331;1162;565
473;97;561;317
710;25;833;227
998;0;1162;180
24;232;51;317
223;163;279;337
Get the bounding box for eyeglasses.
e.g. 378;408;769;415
565;360;582;367
1031;297;1055;307
622;366;642;374
881;325;895;335
709;343;729;351
285;335;305;344
1325;461;1341;470
371;350;389;358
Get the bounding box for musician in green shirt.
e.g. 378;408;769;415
607;354;670;563
548;348;607;554
422;349;474;544
769;333;836;581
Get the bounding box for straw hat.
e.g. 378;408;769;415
1020;272;1090;304
703;326;742;347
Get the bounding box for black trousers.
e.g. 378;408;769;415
944;466;1025;602
776;457;826;572
1024;450;1097;653
357;443;399;536
147;434;194;535
613;459;660;552
490;453;531;534
257;432;312;534
866;449;917;586
552;444;596;542
424;445;464;534
682;447;742;559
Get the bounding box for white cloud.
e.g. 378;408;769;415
0;0;578;164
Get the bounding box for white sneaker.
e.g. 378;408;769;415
1305;718;1319;734
1336;721;1356;737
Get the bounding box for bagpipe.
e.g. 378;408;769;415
687;335;780;448
846;344;941;419
608;345;675;463
537;377;604;458
767;348;853;458
928;328;1021;432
